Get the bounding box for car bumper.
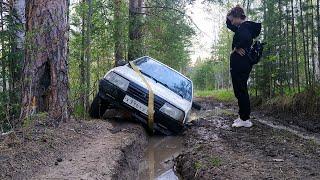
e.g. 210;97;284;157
98;79;185;134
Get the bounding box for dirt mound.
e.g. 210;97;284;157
259;90;320;132
0;116;147;179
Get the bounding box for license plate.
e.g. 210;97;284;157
123;95;148;115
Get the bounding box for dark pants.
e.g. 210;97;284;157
230;53;252;120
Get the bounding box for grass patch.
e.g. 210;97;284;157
194;161;203;170
195;89;236;102
209;156;222;167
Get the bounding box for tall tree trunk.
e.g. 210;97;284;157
246;0;250;15
278;0;284;95
128;0;144;61
114;0;124;66
20;0;70;123
292;0;300;92
79;0;86;113
299;0;309;87
0;0;6;96
291;0;296;90
13;0;25;50
85;0;92;110
305;0;311;87
310;0;316;86
317;0;320;81
9;0;25;118
0;0;8;122
285;1;291;91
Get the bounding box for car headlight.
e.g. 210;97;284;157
160;103;184;121
104;72;129;91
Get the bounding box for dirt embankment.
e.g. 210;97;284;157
176;97;320;180
0;116;147;180
251;90;320;133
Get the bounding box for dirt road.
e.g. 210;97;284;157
1;97;320;180
176;97;320;179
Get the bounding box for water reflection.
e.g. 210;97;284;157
137;136;183;180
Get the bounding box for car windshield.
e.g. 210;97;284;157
132;57;192;101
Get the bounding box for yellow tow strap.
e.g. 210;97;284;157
129;61;154;133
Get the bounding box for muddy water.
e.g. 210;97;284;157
135;107;221;180
137;136;183;180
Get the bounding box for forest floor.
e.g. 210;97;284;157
0;117;147;180
176;97;320;180
1;97;320;180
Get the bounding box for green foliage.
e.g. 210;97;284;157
191;24;232;92
69;0;126;117
0;2;23;130
143;0;195;71
68;0;196;118
195;89;235;102
197;0;320;102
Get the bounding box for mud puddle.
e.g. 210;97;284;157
137;135;183;180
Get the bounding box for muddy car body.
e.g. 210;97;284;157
90;56;193;134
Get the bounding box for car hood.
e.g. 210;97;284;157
112;65;192;113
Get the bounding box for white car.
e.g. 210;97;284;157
89;56;197;134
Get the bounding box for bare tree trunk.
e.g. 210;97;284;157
13;0;25;50
8;0;25;119
316;0;320;81
310;0;316;86
299;0;309;87
278;0;284;95
114;0;124;66
85;0;92;110
79;0;86;112
292;0;300;92
285;1;291;91
128;0;144;61
305;0;311;87
246;0;250;15
20;0;70;123
0;0;6;95
0;0;8;123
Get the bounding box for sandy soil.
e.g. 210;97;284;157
175;97;320;180
0;117;147;180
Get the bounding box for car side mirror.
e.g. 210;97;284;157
192;101;201;110
117;59;127;66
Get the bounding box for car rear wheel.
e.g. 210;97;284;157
89;94;109;118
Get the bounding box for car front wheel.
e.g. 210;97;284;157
89;94;109;118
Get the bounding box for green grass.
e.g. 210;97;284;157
195;89;236;102
209;156;222;167
194;161;203;170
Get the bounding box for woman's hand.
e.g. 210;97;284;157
233;48;246;56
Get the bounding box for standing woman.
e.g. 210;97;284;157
226;5;261;128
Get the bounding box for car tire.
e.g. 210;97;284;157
89;94;109;118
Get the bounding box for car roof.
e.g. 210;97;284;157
133;56;193;83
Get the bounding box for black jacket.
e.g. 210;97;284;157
226;19;261;71
226;18;261;50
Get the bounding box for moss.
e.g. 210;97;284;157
22;112;48;128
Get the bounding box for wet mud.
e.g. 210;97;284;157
175;97;320;180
